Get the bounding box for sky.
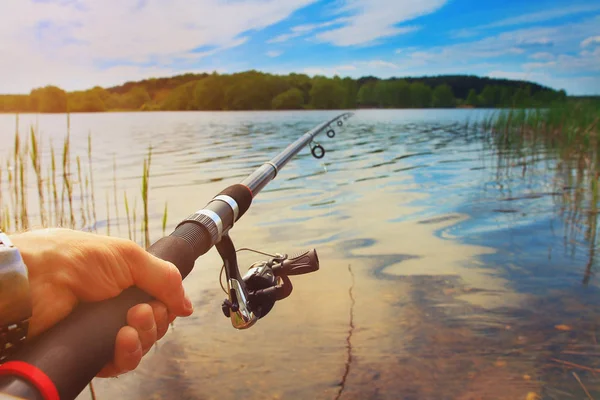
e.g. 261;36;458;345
1;0;599;95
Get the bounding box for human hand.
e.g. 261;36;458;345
9;228;194;377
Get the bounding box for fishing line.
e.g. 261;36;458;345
219;247;279;294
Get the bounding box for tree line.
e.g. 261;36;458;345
0;71;567;113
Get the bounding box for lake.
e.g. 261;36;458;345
1;110;598;399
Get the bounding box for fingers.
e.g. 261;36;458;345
119;242;194;318
97;302;176;378
97;326;141;378
149;300;171;340
127;303;157;355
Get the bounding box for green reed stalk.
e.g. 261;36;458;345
162;202;168;237
50;145;59;226
1;205;8;232
13;129;20;231
76;156;86;228
19;150;29;231
62;132;75;228
7;161;15;231
29;126;46;226
141;146;152;248
124;191;132;240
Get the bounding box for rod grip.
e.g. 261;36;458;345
1;235;199;400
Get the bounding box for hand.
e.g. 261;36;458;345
10;228;194;377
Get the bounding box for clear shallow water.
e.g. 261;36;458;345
0;110;599;399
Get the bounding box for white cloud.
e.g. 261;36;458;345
529;52;555;61
267;19;346;43
453;4;600;38
478;4;600;29
516;37;553;47
523;61;557;70
581;36;600;47
292;20;344;33
268;32;302;44
0;0;316;92
365;60;398;68
303;65;357;76
303;60;403;76
315;0;444;46
266;51;282;57
403;17;599;69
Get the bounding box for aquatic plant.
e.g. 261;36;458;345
0;115;168;246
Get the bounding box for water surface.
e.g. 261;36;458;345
1;110;598;399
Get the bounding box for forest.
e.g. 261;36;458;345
0;71;568;113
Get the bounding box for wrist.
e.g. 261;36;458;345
0;231;32;362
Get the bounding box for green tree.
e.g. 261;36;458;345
225;79;272;110
512;87;532;108
466;89;479;107
432;84;455;108
286;73;312;104
389;80;411;108
373;81;395;107
161;81;198;110
341;77;358;108
356;81;377;107
194;75;226;110
30;86;68;113
68;90;106;112
309;77;345;109
409;82;433;108
272;88;305;109
479;85;500;107
124;87;151;109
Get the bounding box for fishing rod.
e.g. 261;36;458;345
0;112;354;400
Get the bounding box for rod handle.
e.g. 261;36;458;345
0;233;202;400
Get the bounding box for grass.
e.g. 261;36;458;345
0;115;168;246
483;101;599;149
484;101;600;282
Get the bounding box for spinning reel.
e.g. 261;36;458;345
217;235;319;329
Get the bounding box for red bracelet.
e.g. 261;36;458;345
0;361;59;400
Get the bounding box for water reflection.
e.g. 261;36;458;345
1;110;599;399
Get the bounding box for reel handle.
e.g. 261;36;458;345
278;249;319;276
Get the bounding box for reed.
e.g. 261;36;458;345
61;130;75;228
76;156;86;228
124;191;132;241
1;116;166;249
162;202;168;237
488;101;600;279
29;126;46;226
50;145;59;226
141;146;152;248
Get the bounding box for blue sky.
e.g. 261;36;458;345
1;0;599;94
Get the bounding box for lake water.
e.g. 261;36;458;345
0;110;599;399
